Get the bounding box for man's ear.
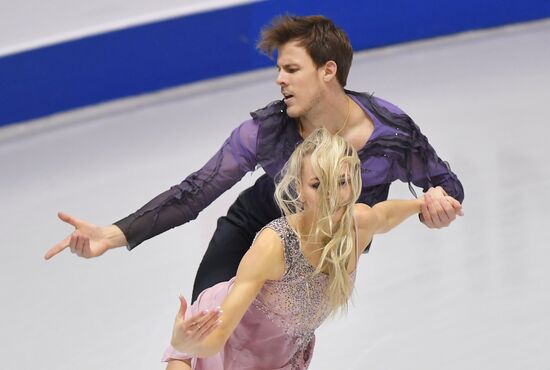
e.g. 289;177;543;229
322;60;338;82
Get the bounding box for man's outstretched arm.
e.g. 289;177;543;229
45;119;259;259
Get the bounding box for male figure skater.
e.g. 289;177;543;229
45;15;464;303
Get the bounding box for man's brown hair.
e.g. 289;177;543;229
257;15;353;87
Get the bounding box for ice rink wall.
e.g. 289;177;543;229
1;0;549;127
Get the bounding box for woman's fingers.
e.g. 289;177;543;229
446;196;464;216
182;310;208;331
196;315;222;340
186;308;222;337
190;310;221;340
177;296;188;318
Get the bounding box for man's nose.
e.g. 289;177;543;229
276;71;287;86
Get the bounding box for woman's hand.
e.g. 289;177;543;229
171;296;222;354
420;187;464;228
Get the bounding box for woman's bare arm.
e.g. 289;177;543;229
170;227;284;358
355;195;461;244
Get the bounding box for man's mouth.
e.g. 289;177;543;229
282;92;294;103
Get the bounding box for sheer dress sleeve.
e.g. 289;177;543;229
114;119;259;250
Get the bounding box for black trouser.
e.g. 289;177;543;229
192;174;281;302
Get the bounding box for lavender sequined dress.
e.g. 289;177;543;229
162;216;356;369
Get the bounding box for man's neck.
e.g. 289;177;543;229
299;90;351;135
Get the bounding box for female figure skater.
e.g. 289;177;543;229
162;128;461;369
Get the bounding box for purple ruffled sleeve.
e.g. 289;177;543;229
397;149;464;202
115;119;259;250
375;97;465;202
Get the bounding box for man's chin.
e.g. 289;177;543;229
286;106;301;118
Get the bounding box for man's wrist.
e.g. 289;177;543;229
103;225;128;249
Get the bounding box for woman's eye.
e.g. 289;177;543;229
339;179;348;186
311;183;320;189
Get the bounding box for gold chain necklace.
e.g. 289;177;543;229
299;96;351;137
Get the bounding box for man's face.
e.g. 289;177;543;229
276;40;324;118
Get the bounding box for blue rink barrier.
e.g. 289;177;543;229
1;0;549;127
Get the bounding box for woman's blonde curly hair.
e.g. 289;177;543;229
275;128;362;316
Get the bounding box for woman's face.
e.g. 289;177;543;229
300;155;352;220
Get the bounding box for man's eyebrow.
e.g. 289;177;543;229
277;63;299;70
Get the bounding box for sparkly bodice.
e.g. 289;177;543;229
252;217;356;350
